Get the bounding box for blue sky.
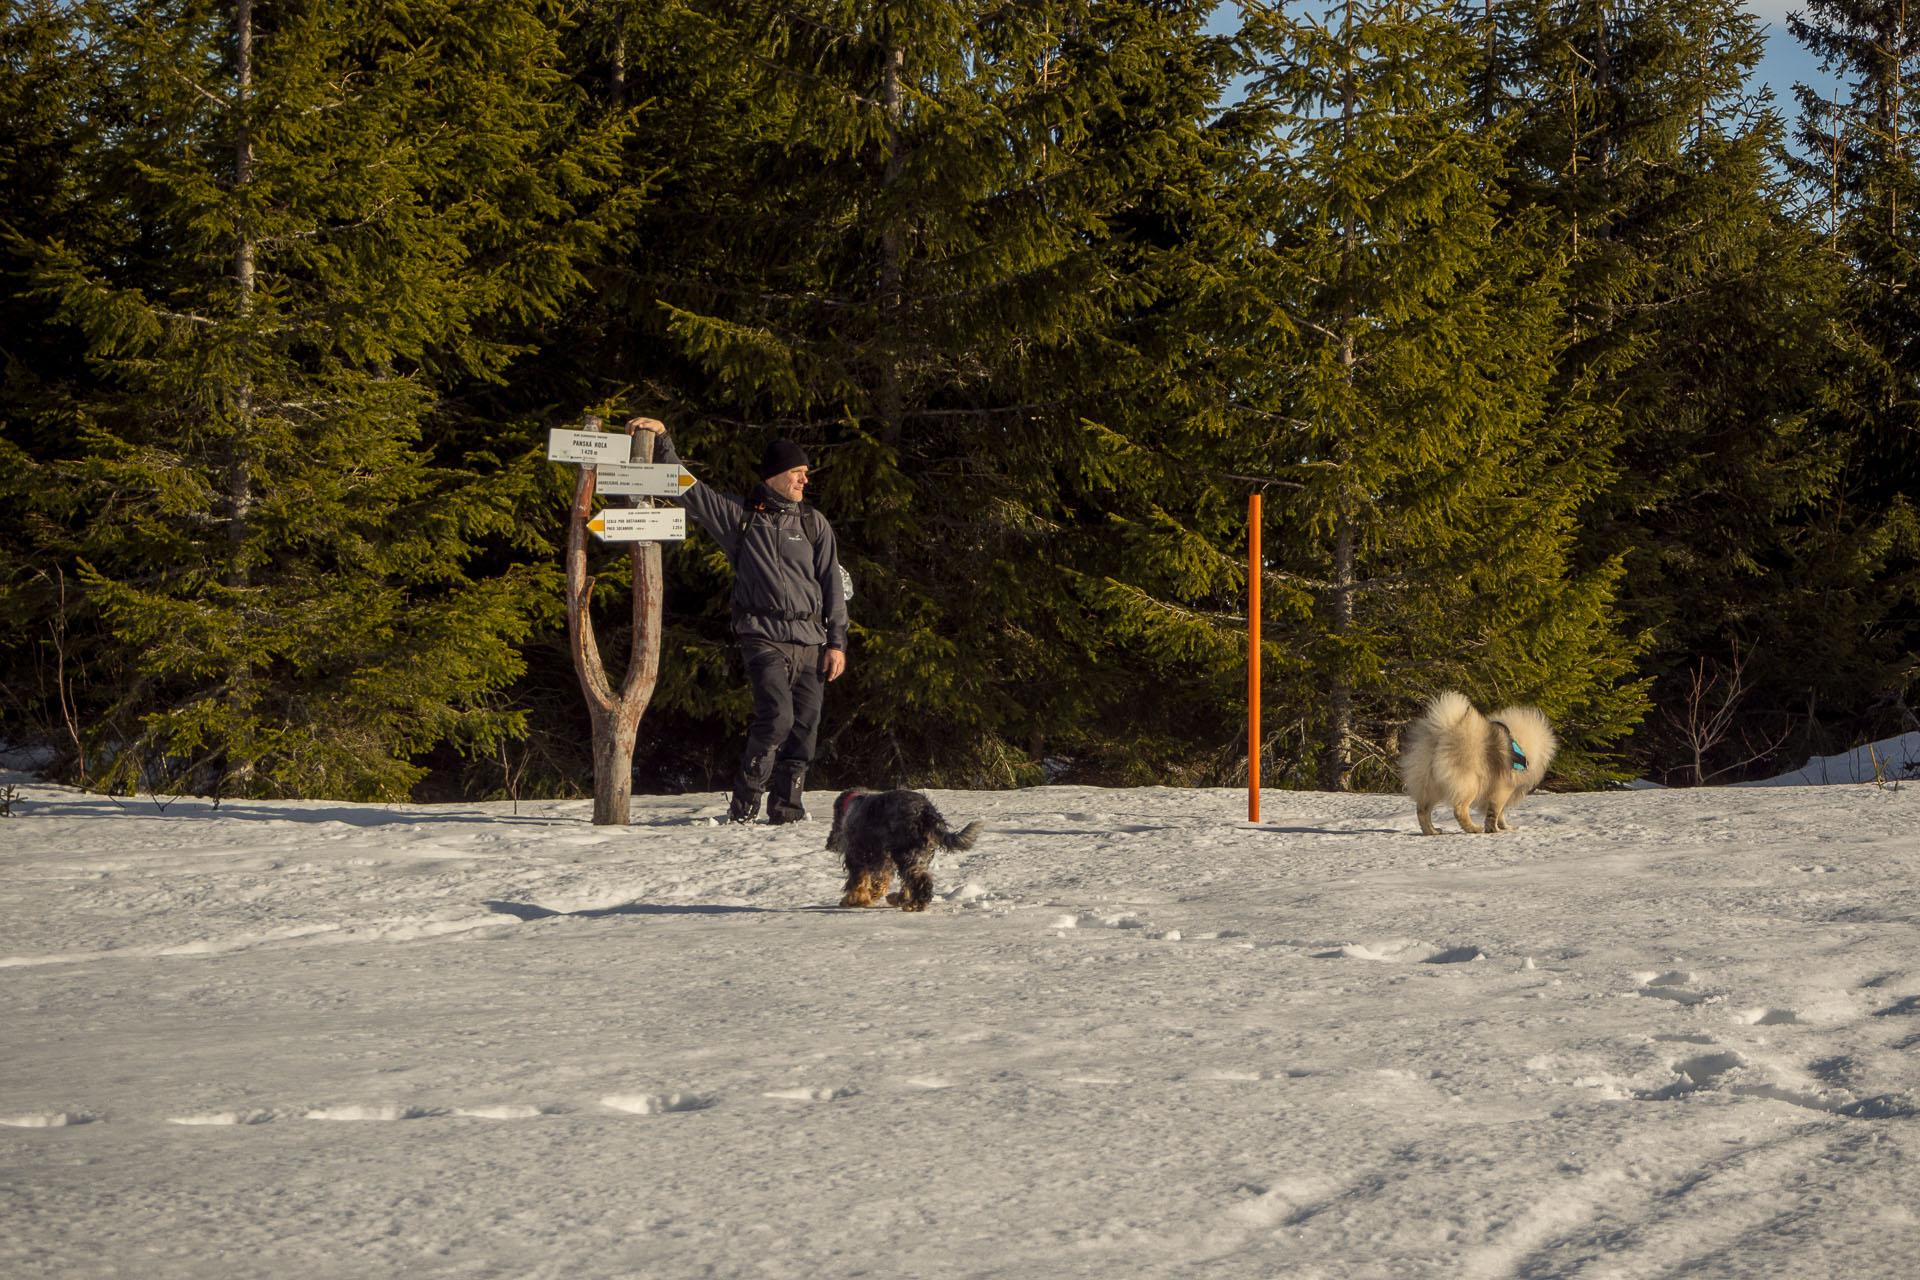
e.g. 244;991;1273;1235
1206;3;1844;113
1745;1;1843;108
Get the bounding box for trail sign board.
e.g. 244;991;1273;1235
586;508;686;542
547;428;630;465
595;463;695;496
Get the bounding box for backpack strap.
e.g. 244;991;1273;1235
738;498;822;548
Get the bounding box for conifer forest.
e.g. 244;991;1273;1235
2;0;1916;803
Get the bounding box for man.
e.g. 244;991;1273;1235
626;417;848;824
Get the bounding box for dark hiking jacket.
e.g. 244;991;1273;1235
654;433;849;651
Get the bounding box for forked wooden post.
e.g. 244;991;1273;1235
1249;493;1261;823
566;415;663;825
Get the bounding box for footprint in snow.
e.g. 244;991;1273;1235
761;1086;857;1102
939;882;994;907
1672;1050;1744;1088
1224;1177;1342;1229
1318;938;1424;962
601;1092;717;1115
0;1111;96;1127
1045;911;1262;941
1634;1048;1910;1118
1315;939;1485;964
1049;910;1180;934
304;1104;441;1121
1633;1048;1747;1102
168;1110;277;1126
16;1099;637;1126
1631;970;1718;1005
1731;1007;1805;1026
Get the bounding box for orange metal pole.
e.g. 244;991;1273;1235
1248;493;1261;823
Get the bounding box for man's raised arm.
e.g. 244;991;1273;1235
625;416;741;556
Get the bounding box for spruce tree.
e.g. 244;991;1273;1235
1497;0;1910;777
1231;0;1643;790
1791;0;1920;507
0;1;142;759
572;0;1252;785
1;0;624;799
1781;0;1920;744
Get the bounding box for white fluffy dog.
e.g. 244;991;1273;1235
1399;691;1556;835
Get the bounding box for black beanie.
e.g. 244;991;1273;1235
758;438;809;479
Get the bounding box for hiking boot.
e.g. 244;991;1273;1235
766;769;806;825
727;788;761;824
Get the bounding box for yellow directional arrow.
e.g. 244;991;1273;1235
587;515;606;533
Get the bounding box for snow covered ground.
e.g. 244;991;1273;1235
2;758;1917;1279
1741;731;1920;789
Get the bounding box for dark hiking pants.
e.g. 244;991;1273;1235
735;638;824;819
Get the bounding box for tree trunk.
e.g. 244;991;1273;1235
223;0;257;793
878;38;905;453
876;36;906;571
610;25;626;109
592;720;639;823
229;0;254;592
1326;496;1354;792
1324;3;1357;793
1481;0;1496;127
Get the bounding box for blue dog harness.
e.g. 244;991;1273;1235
1488;720;1528;771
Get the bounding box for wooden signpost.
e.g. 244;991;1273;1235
559;414;687;825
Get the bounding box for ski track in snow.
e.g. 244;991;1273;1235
2;775;1918;1278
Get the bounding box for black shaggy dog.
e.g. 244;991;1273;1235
826;788;983;911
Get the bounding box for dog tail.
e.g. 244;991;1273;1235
1423;690;1478;732
939;820;983;851
1399;690;1478;799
